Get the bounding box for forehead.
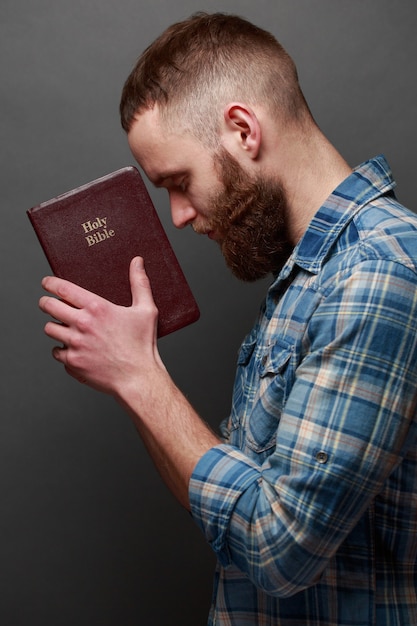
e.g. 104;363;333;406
127;107;166;178
127;106;211;185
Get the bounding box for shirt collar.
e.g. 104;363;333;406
283;154;396;277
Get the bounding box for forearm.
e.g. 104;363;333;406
39;262;220;509
116;365;221;510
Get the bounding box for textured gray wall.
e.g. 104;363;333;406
1;1;416;624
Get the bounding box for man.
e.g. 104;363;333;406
39;12;417;626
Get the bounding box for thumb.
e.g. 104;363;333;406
129;256;156;309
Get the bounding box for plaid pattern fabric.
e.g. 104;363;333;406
189;156;417;625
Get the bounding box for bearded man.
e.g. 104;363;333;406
39;13;417;626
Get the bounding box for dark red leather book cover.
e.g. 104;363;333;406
27;166;200;337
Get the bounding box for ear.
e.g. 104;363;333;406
223;103;261;159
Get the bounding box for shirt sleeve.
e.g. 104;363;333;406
189;259;417;597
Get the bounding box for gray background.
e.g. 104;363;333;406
1;1;416;624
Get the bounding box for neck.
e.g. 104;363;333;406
269;122;352;245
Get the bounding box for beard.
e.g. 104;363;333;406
196;147;293;282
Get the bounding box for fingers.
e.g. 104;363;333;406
51;344;68;364
39;279;98;350
39;294;79;328
39;275;109;332
129;257;157;311
43;318;66;342
39;257;158;354
39;259;157;334
37;258;162;393
41;275;100;310
41;257;155;312
51;345;89;386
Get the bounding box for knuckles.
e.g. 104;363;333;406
139;302;159;320
76;309;96;333
65;349;87;371
40;280;159;363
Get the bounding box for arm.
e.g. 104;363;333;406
189;260;417;596
39;256;220;509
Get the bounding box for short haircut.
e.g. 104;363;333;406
120;12;311;146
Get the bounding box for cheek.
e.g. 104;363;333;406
189;188;215;218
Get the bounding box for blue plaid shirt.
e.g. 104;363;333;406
189;156;417;625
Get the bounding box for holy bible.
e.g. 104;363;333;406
27;166;200;337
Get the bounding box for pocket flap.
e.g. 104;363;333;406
257;338;294;377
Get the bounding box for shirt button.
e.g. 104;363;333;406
316;451;328;464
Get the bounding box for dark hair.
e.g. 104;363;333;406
120;12;310;144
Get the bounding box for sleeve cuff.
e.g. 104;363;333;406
189;443;262;566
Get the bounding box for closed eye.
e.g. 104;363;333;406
152;171;188;192
178;178;188;192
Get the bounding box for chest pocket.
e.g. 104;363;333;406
231;336;294;456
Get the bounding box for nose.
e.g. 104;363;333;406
169;190;197;229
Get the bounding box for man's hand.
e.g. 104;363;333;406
39;256;220;509
39;256;164;396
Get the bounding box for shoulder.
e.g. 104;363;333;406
353;195;417;272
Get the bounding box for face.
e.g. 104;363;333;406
128;107;292;282
128;106;220;231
